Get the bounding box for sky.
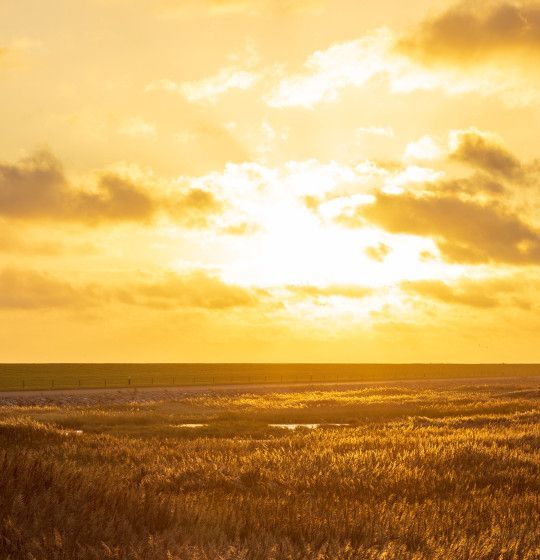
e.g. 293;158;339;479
2;0;540;362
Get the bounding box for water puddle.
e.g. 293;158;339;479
61;429;83;436
269;423;348;430
172;423;208;428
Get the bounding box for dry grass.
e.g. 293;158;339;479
1;378;539;559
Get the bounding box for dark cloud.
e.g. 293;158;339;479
75;175;155;222
0;151;223;226
0;151;66;219
347;192;540;264
0;151;155;222
399;2;540;63
450;129;523;180
434;175;506;196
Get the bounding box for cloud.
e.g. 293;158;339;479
404;135;443;162
433;175;506;196
0;229;63;256
287;284;373;299
402;279;499;308
449;128;523;179
399;1;540;64
0;151;155;222
265;17;540;109
0;151;223;226
402;276;536;310
168;187;224;227
348;192;540;264
0;269;95;310
0;267;265;311
365;243;390;262
146;68;260;103
222;221;259;235
119;271;265;310
265;29;395;108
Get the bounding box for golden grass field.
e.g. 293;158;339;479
1;377;539;559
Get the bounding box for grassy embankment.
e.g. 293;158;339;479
1;363;540;391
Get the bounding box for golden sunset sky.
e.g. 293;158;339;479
2;0;540;361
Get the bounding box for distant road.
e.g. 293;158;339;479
0;375;538;407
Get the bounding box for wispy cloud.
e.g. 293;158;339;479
146;68;260;103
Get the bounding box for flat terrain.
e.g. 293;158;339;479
1;376;539;559
2;363;540;391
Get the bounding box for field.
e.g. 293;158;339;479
1;376;539;559
2;363;540;391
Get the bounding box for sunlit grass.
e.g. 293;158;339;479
1;379;539;559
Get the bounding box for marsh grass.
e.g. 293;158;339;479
0;380;539;559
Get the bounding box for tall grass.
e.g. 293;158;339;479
0;380;539;559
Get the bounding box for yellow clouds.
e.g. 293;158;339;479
402;275;536;310
449;128;524;180
266;29;396;108
0;151;223;226
120;270;264;310
400;1;540;64
0;151;153;222
146;69;261;104
0;268;263;311
0;269;92;310
352;192;540;265
263;27;471;108
4;0;540;360
263;5;540;109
